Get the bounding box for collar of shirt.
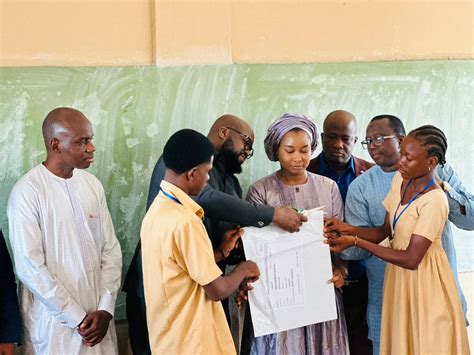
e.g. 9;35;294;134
319;152;356;178
213;153;225;171
319;153;357;203
159;180;204;219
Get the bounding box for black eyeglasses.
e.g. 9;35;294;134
361;135;396;150
224;126;254;158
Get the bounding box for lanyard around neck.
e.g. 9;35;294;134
392;178;435;232
159;187;181;205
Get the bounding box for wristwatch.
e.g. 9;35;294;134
341;266;349;279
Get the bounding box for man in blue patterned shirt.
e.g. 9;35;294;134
342;114;473;355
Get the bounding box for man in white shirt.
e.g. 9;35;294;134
7;107;122;354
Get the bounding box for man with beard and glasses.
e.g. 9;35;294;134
123;114;307;355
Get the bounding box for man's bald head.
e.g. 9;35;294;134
323;110;357;133
41;107;95;178
207;114;254;173
207;114;254;151
42;107;90;150
208;114;253;139
321;110;358;169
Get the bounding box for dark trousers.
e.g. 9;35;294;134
342;278;373;355
126;294;151;355
240;303;253;355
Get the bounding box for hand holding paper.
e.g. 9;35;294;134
242;208;337;337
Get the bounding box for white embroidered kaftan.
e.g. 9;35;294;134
7;164;122;355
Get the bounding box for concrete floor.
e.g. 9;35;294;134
116;320;132;355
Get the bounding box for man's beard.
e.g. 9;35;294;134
220;139;243;174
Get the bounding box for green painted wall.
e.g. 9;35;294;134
1;61;472;317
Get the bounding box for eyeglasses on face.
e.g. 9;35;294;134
224;126;254;158
361;135;396;150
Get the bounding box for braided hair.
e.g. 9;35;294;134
408;125;447;166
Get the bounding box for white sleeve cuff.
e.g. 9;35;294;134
97;292;116;317
60;303;87;328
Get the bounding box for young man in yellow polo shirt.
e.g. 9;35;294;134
141;129;260;354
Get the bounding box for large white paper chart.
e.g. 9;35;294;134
242;209;337;337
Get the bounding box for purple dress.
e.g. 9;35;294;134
245;172;350;355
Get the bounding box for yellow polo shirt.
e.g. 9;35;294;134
141;180;235;355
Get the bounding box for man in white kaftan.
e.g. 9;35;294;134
7;107;122;355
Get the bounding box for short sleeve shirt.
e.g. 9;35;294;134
141;180;235;354
383;172;448;249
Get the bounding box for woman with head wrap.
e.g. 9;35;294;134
243;113;349;355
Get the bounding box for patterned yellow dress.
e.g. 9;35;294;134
380;172;469;355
